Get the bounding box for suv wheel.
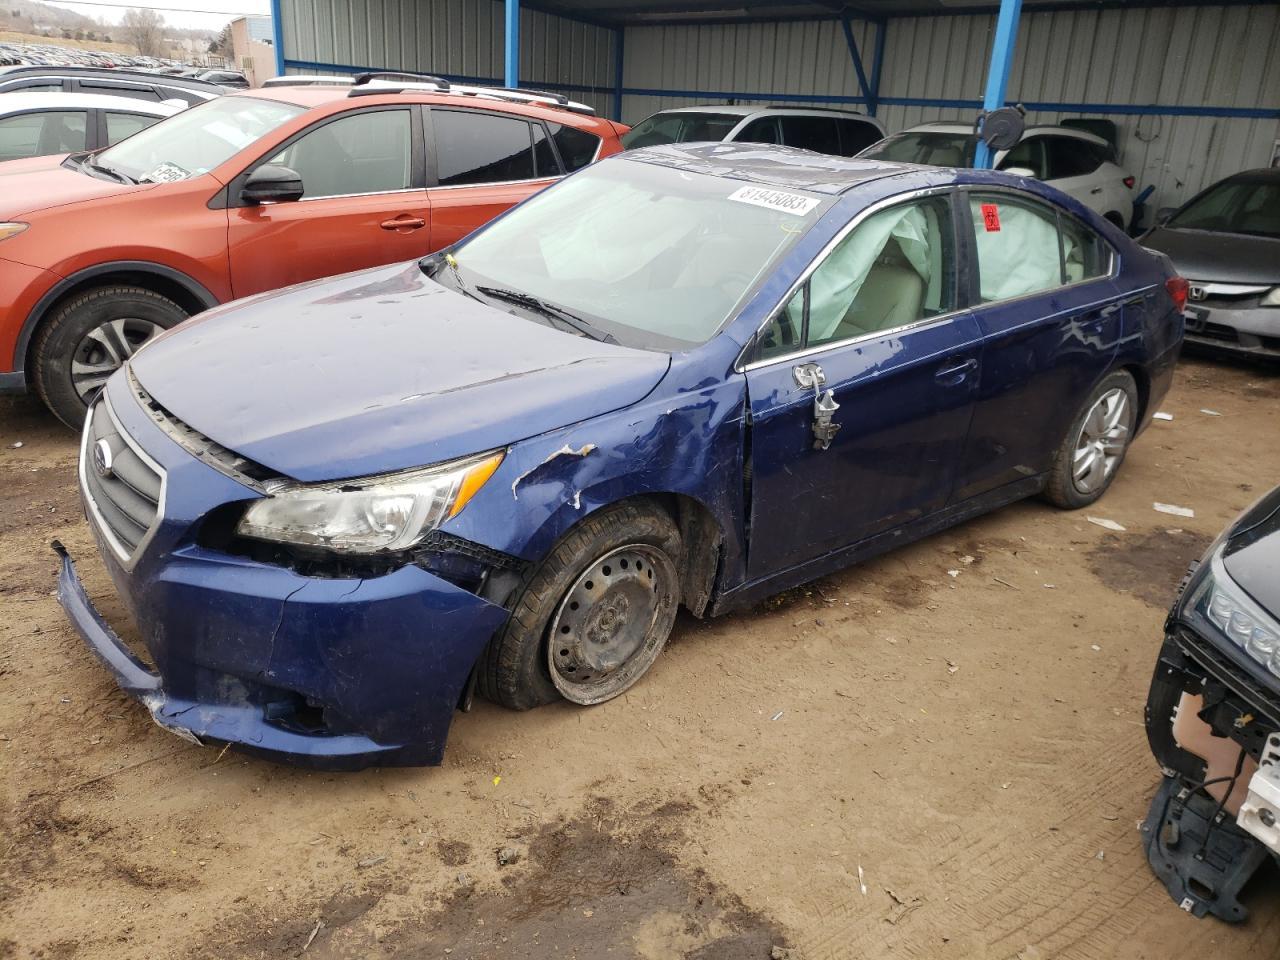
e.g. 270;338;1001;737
33;285;187;428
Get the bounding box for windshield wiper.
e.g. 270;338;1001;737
85;159;136;184
475;286;618;344
422;252;482;302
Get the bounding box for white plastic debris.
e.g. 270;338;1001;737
1154;502;1195;518
1153;412;1174;421
857;864;867;896
10;441;22;448
946;569;960;578
1091;644;1102;651
1087;517;1126;532
1200;409;1222;417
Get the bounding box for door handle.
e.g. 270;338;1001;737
934;357;978;385
380;215;426;231
793;362;840;451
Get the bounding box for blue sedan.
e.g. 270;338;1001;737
57;143;1185;768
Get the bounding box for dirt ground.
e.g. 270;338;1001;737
3;355;1280;959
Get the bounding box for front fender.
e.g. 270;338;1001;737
441;375;750;594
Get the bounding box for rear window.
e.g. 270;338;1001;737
621;111;741;149
780;115;840;156
547;122;599;172
860;130;977;167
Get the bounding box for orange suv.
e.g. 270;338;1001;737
0;74;626;426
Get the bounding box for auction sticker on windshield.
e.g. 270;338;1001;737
143;162;191;183
728;185;821;216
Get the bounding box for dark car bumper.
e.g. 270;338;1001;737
57;377;512;770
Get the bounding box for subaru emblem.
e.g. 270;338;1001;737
92;438;114;479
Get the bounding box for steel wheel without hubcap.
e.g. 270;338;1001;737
547;543;679;705
1072;387;1132;495
71;318;167;402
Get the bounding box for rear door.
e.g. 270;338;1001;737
424;107;570;250
744;190;983;577
950;189;1122;502
226;105;430;298
0;108;89;161
1042;135;1110;217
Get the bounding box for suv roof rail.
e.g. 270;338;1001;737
347;74;595;116
763;105;865;116
351;70;450;90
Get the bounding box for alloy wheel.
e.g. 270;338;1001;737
71;317;167;402
1072;387;1132;495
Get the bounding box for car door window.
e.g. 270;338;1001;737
968;193;1064;300
434;110;539;186
758;196;956;361
737;117;782;144
105;111;162;145
4;80;63;92
80;80;161;102
837;118;881;156
780;116;840;155
998;137;1047;178
1045;136;1098;179
1059;215;1109;283
0;110;87;160
546;122;599;172
270;108;412;199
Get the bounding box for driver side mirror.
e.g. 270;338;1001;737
241;163;304;204
1002;165;1038;179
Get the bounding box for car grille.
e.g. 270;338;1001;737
80;396;165;564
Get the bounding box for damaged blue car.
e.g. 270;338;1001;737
57;143;1185;768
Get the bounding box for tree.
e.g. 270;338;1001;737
209;23;232;58
121;7;165;57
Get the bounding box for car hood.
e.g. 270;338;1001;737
1142;227;1280;286
0;154;152;218
1224;485;1280;618
130;262;672;482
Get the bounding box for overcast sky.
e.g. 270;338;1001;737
36;0;270;32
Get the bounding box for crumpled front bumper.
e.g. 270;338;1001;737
57;376;513;770
55;542;511;769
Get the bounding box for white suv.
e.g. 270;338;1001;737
621;105;886;158
859;121;1137;230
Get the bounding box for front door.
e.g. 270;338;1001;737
743;192;983;578
227;106;431;298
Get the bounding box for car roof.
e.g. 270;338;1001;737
1225;167;1280;184
620;142;916;195
900;120;1109;147
0;64;221;92
0;91;185;114
647;103;874;121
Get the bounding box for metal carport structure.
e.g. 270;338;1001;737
269;0;1279;213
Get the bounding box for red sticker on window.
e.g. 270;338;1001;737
981;203;1001;232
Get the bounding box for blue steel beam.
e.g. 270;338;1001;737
839;12;872;107
867;17;886;116
613;28;626;121
505;0;520;89
269;0;285;77
973;0;1022;169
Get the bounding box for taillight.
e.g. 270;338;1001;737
1166;276;1189;312
1123;176;1135;189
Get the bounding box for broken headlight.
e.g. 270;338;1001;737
237;451;503;554
1183;549;1280;678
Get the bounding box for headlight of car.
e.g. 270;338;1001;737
1261;287;1280;308
1182;548;1280;678
237;450;504;553
0;222;28;242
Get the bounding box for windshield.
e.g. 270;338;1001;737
95;96;305;183
448;158;828;348
621;111;742;149
859;130;977;167
1169;179;1280;240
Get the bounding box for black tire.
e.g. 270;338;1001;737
32;285;187;429
477;500;682;711
1043;369;1139;509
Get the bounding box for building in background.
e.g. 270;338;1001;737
230;15;276;86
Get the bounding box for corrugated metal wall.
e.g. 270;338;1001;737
279;0;616;116
622;4;1280;213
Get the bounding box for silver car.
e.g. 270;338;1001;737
620;104;885;158
1143;168;1280;360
